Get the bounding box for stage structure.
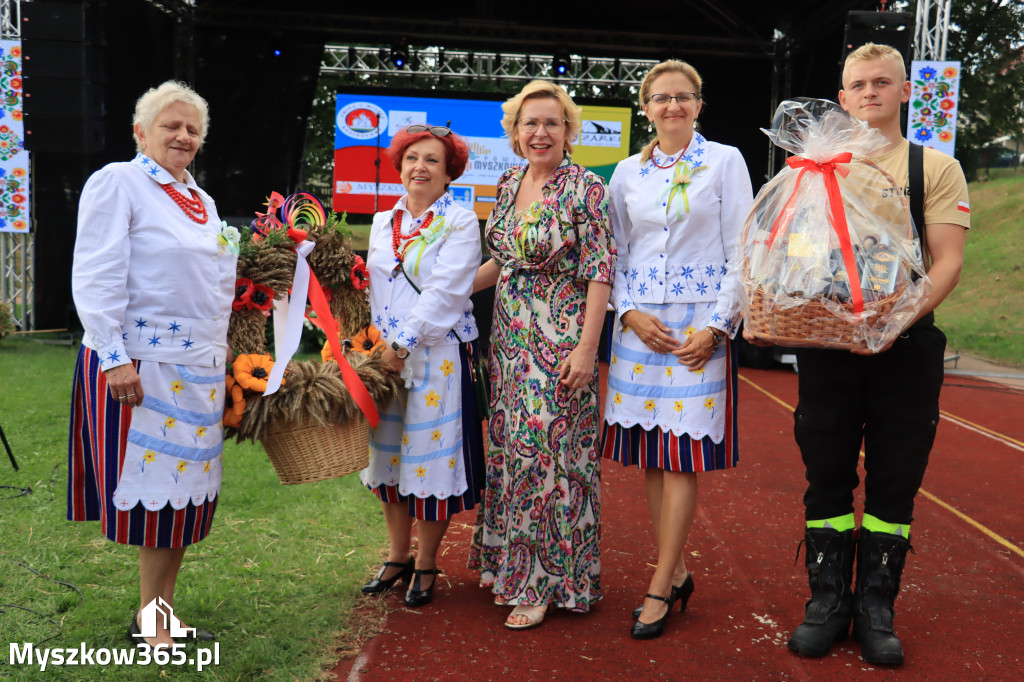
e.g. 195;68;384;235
322;45;659;87
0;0;28;331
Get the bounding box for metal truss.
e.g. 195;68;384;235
322;45;659;87
0;0;31;331
914;0;953;60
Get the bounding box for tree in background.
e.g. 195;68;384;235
938;0;1024;179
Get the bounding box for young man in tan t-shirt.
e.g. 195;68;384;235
784;43;969;666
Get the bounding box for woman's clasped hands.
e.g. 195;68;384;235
623;309;718;371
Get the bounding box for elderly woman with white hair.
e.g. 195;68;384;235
67;81;235;648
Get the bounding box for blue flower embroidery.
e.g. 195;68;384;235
695;281;708;295
630;267;639;282
648;267;659;281
919;66;937;81
639;165;652;177
671;282;684;296
638;282;648;295
914;128;932;142
704;265;716;278
147;332;161;347
680;266;694;280
106;351;121;363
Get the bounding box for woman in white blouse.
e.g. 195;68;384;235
69;82;235;647
600;60;753;639
359;124;484;608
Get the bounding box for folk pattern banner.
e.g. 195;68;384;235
907;60;961;159
0;39;28;233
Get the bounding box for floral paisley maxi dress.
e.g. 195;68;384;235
469;157;615;612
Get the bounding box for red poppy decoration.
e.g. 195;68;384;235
351;255;369;290
249;283;275;312
232;278;254;311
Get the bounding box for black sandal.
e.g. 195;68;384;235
404;568;441;607
362;556;415;594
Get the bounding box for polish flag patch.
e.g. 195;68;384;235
957;201;970;213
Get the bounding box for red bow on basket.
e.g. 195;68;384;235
765;152;865;314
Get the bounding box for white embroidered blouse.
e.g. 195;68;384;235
72;154;237;370
609;133;753;336
366;192;481;355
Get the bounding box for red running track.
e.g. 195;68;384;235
332;365;1024;681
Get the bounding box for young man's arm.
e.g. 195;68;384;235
914;222;966;323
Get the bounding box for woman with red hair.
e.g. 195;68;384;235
358;124;485;608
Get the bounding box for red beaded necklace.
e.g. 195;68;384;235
650;139;692;169
391;209;434;262
160;183;208;224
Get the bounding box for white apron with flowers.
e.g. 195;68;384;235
112;361;225;511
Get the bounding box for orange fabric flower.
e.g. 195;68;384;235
223;374;246;428
233;353;277;392
351;324;385;355
322;324;384;362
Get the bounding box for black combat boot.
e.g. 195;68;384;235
852;527;912;666
787;527;856;657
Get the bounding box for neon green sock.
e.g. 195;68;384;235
862;513;910;538
806;513;856;533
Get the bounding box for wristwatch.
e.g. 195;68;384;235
391;341;410;359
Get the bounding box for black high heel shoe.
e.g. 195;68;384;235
630;593;673;639
362;556;414;594
404;568;441;607
632;573;695;619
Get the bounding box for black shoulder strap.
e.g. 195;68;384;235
908;142;926;258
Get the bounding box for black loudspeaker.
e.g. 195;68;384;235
22;0;106;153
842;11;915;64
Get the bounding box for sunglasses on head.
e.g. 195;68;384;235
407;124;451;137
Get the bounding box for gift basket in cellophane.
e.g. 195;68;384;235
740;99;932;352
225;192;402;484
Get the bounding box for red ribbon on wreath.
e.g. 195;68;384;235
278;195;380;427
765;152;864;313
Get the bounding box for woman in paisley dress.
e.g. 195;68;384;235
68;82;233;647
470;80;615;629
600;60;753;639
359;124;485;608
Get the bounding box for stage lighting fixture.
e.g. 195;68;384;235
552;50;571;76
390;42;409;68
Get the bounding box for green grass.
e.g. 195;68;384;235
0;336;387;680
937;167;1024;368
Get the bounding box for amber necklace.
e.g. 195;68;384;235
160;183;208;224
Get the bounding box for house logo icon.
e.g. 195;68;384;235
132;597;196;639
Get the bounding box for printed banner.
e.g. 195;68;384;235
907;60;961;158
333;92;630;219
0;39;28;233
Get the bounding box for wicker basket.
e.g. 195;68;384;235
260;415;369;485
742;158;915;351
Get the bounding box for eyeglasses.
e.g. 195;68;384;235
519;118;566;133
646;92;701;105
407;124;451;137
